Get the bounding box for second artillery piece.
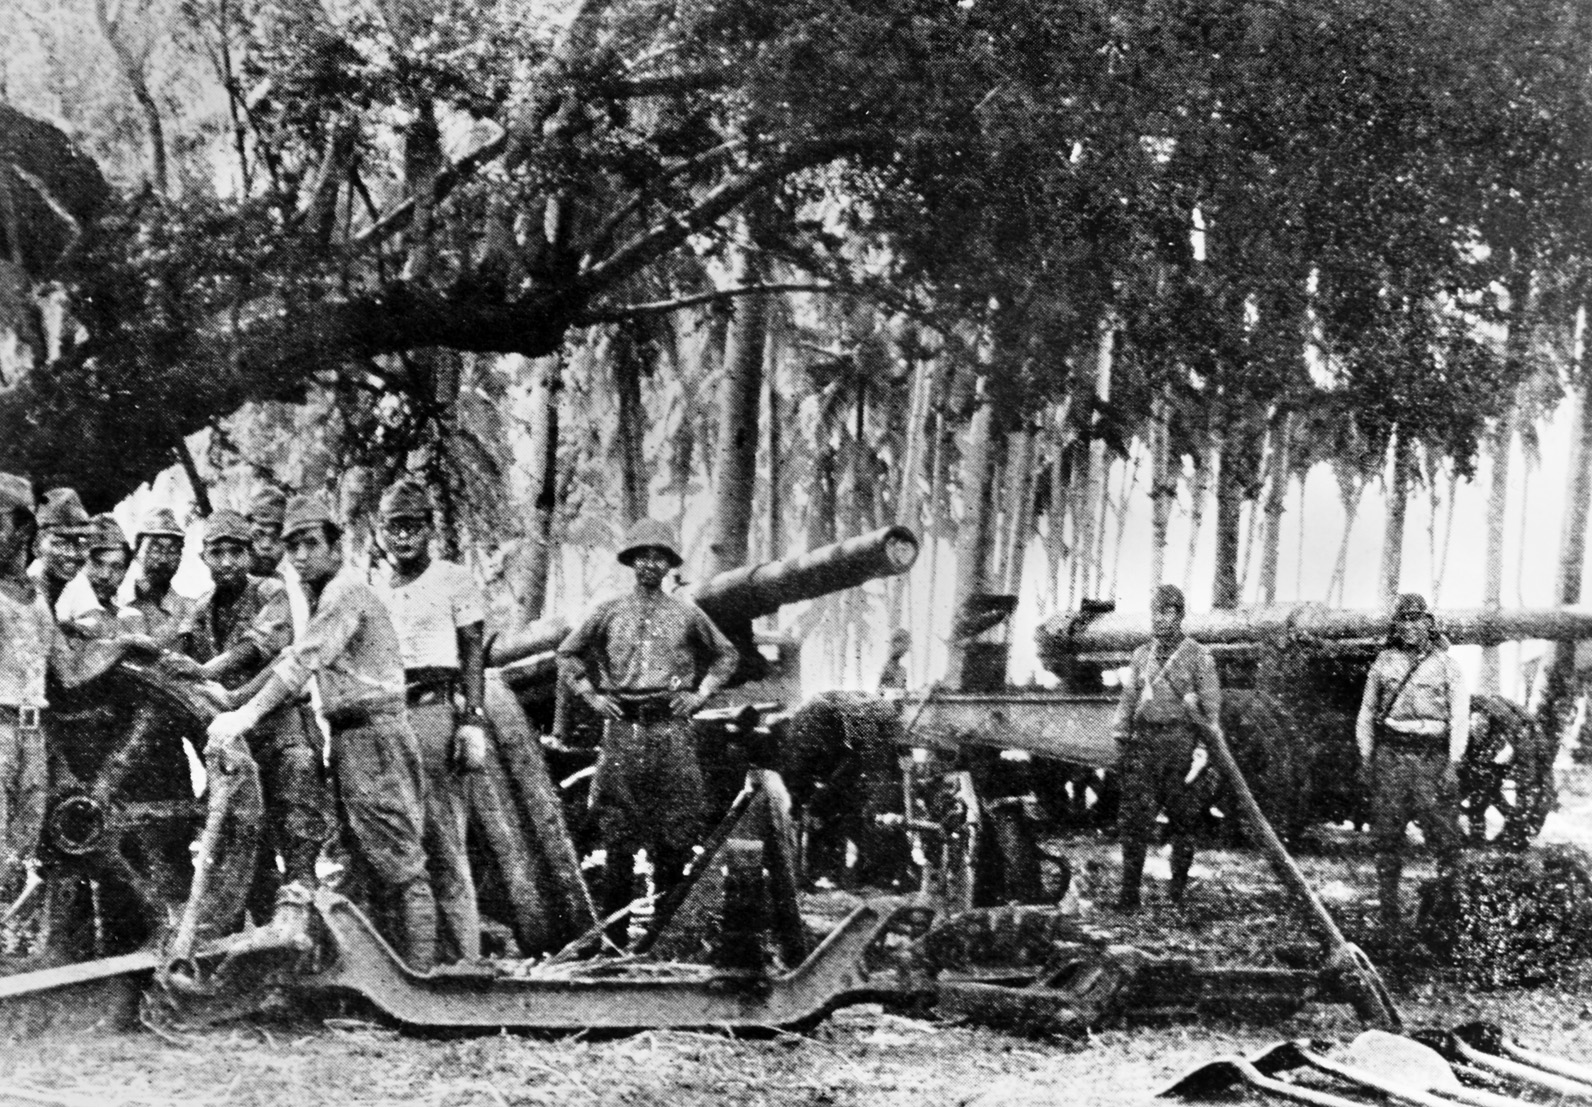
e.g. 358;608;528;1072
886;599;1585;891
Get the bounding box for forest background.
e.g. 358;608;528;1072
2;0;1591;701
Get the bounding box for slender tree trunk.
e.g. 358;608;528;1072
890;349;935;626
1238;418;1271;601
1378;429;1412;609
1256;407;1293;605
1074;318;1115;602
1481;401;1518;692
613;328;648;525
1046;397;1073;612
1212;431;1242;610
519;354;561;621
764;325;783;561
1541;304;1591;744
704;247;766;576
947;380;994;689
1148;393;1173;592
996;424;1037;594
921;408;947;684
1183;443;1214;595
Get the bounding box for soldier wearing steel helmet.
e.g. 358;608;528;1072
557;518;738;947
1356;592;1469;949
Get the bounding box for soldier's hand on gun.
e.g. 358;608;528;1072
588;692;625;721
159;652;204;681
670;690;707;718
453;722;488;772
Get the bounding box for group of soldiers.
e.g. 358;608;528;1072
0;471;736;971
1112;584;1470;949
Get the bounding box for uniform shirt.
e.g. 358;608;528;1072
1111;636;1221;742
0;582;64;708
273;566;406;716
1356;647;1470;758
127;582;198;649
186;576;293;689
374;559;485;671
558;589;738;695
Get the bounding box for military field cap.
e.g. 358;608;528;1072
37;488;92;533
87;513;130;554
1392;593;1434;622
281;494;339;543
247;485;289;526
1153;583;1186;613
617;517;683;568
203;508;252;548
0;473;34;519
379;478;432;522
136;506;185;543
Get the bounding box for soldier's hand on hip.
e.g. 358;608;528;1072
589;693;625;721
453;722;488;772
671;690;706;718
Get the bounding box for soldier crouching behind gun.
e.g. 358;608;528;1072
1356;592;1468;952
1112;584;1219;912
556;519;738;949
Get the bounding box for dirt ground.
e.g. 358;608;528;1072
7;771;1592;1107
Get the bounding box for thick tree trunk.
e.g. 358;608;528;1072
1183;442;1214;595
947;380;994;689
1045;398;1073;612
1212;432;1242;610
996;423;1037;595
519;354;561;621
764;328;784;561
1481;408;1514;693
1379;429;1412;609
890;349;935;627
1256;407;1293;605
705;246;766;576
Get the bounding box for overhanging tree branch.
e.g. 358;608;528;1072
578;281;840;322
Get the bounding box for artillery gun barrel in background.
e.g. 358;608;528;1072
1039;602;1592;671
687;525;920;630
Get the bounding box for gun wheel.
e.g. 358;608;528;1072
3;661;244;968
1461;694;1556;849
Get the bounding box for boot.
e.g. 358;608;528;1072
398;879;438;973
264;881;314;950
1117;840;1147;911
1376;853;1404;954
1169;840;1194;905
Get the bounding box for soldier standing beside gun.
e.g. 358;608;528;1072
208;496;437;970
1112;584;1219;912
1356;592;1468;951
170;509;328;936
32;488;93;613
373;479;487;964
557;519;738;947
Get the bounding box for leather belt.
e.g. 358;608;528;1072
0;705;42;730
611;691;674;725
324;700;406;733
1375;725;1447;754
405;667;458;706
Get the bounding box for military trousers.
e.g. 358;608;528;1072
408;699;481;962
243;701;329;920
591;713;705;940
0;716;46;880
328;709;436;969
1369;744;1462;936
1117;721;1205;906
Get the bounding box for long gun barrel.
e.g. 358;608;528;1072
1039;602;1592;672
487;616;571;670
687;525;920;628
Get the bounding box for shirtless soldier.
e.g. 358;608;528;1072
557;519;737;947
